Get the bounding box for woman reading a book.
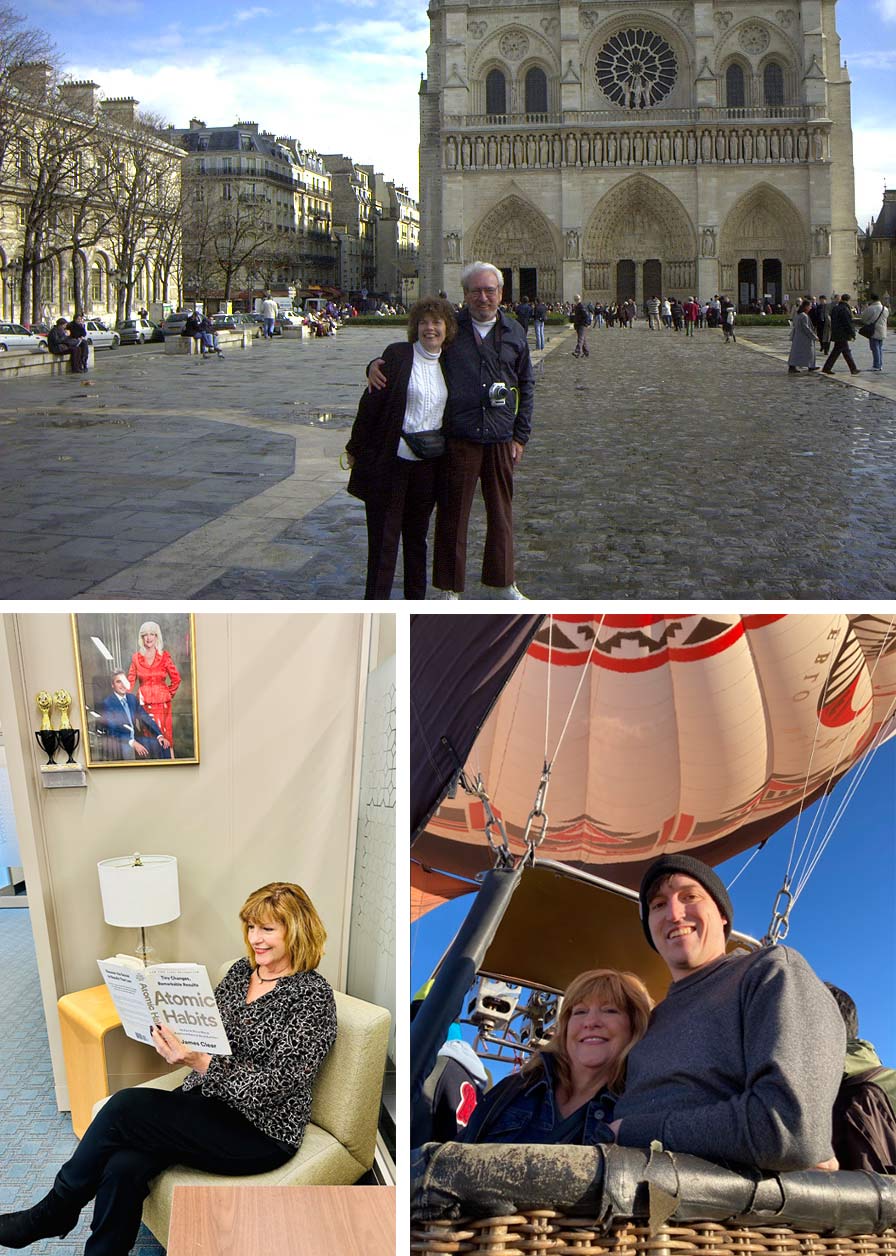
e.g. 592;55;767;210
0;882;337;1255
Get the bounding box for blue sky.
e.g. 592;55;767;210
411;738;896;1069
14;0;895;223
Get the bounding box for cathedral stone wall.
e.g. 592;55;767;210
420;0;857;307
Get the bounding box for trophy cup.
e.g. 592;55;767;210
35;691;59;765
54;689;80;764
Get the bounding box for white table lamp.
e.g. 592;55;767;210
98;853;180;965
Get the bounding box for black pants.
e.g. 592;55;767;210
822;339;858;373
53;1087;292;1256
363;458;438;599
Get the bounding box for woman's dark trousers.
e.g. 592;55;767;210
52;1087;292;1256
364;458;438;599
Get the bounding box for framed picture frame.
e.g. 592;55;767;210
71;613;199;767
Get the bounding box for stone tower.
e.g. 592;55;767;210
419;0;856;307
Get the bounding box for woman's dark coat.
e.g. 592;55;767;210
346;341;445;502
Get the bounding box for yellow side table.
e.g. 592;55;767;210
57;984;122;1137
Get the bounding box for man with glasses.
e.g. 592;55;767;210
368;260;534;598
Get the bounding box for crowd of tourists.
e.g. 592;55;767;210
787;292;889;375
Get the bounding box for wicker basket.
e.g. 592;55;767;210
411;1212;896;1255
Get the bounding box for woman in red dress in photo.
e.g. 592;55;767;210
127;621;181;755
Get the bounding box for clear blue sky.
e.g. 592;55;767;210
11;0;895;220
411;737;896;1066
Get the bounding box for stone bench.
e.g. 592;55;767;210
164;329;252;354
0;351;78;378
281;325;312;340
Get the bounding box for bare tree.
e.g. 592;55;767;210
211;191;269;305
0;7;57;168
12;94;107;321
103;110;182;321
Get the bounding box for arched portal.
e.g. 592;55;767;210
583;175;697;304
719;184;807;308
467;195;559;301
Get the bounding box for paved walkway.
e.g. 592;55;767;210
0;323;893;599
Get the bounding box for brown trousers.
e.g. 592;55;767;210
433;438;515;593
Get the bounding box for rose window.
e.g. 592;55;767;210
595;29;678;108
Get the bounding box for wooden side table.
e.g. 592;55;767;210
57;984;122;1137
167;1185;395;1256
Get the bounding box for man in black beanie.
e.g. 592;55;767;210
609;853;845;1173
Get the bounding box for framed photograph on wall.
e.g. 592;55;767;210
71;613;199;767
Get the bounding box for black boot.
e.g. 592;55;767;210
0;1189;81;1248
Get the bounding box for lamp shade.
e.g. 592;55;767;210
98;855;180;928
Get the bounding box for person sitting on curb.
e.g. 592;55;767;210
609;853;845;1173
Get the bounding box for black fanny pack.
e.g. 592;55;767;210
402;429;445;460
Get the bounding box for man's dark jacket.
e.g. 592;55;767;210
829;301;856;342
441;308;534;446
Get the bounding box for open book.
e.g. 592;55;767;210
97;955;232;1055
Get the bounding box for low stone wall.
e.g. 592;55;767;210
163;329;251;354
0;351;69;378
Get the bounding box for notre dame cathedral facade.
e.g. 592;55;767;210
419;0;857;307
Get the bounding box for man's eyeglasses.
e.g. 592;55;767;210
466;286;499;296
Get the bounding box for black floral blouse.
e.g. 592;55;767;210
181;958;337;1148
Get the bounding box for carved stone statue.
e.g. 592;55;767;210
445;233;461;261
565;229;580;260
701;227;717;257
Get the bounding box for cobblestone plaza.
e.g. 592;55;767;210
0;325;892;600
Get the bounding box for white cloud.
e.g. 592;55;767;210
68;48;424;194
852;124;896;226
845;49;896;69
235;7;272;20
877;0;896;19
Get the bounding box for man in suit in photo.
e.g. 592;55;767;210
95;671;172;760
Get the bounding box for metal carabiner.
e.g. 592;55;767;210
763;885;793;946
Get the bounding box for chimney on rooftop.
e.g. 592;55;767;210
99;97;139;126
57;80;100;114
189;117;207;130
8;61;53;102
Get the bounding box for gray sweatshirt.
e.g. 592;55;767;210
614;945;845;1171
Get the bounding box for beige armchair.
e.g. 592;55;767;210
91;962;390;1248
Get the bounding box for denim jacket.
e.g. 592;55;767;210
458;1054;617;1146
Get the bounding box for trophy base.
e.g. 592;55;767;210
39;764;87;788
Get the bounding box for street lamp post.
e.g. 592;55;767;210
109;268;123;322
5;258;23;322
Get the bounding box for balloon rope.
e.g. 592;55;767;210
786;618;896;907
547;614;606;765
544;616;553;764
779;616;842;890
791;682;896;908
789;620;896;899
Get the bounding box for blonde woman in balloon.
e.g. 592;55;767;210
126;621;181;755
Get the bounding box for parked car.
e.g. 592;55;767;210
83;318;120;349
117;317;163;344
0;322;48;353
26;322;51;342
212;312;259;336
159;312;192;337
277;312;305;327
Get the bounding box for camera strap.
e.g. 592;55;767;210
471;316;519;415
